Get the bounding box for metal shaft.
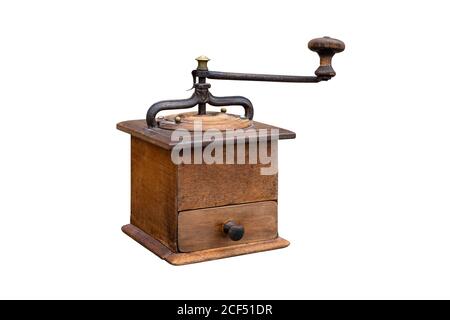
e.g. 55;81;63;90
198;77;206;115
196;70;325;83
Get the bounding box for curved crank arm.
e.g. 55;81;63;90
208;93;254;120
146;93;200;127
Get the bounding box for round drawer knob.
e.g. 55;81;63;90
223;221;245;241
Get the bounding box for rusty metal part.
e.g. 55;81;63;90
145;36;345;128
146;83;254;128
193;70;325;83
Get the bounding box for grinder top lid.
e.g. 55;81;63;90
157;110;252;131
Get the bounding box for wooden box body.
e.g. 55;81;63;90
117;120;295;265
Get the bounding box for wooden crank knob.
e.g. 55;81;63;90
223;221;245;241
308;36;345;78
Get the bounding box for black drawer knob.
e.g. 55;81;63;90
223;221;245;241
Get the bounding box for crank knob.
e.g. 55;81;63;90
308;37;345;78
223;221;245;241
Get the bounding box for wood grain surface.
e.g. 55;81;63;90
130;137;178;251
167;237;290;265
177;143;278;211
122;224;173;259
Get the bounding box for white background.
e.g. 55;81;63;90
1;0;449;299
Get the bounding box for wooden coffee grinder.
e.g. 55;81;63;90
117;37;344;265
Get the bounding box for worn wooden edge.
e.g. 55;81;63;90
122;224;173;259
117;119;296;150
121;224;290;266
117;121;171;150
167;237;290;266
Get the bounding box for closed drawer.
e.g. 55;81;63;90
178;201;278;252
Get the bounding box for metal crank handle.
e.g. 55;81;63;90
192;37;345;82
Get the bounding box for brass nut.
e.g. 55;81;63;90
195;55;210;70
220;107;227;113
175;116;181;123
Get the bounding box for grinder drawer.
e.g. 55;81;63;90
178;201;278;252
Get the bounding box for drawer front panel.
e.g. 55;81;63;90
178;201;277;252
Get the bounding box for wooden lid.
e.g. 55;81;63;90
157;111;252;131
117;120;296;150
